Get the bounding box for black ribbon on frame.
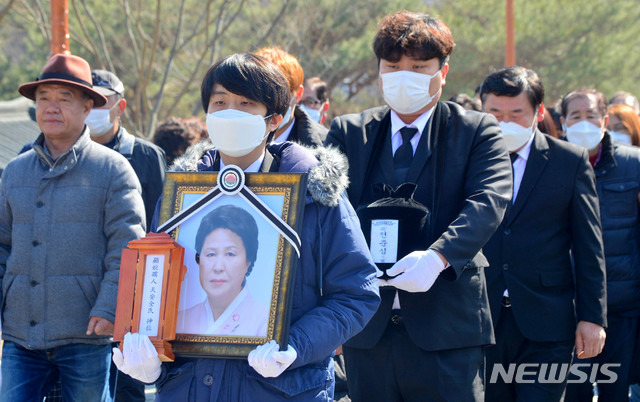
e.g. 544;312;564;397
157;165;301;257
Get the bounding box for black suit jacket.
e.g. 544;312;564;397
287;107;327;147
325;102;512;351
483;131;607;342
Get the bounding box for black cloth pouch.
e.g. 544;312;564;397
356;182;430;279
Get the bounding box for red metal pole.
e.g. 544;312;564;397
505;0;516;66
50;0;70;56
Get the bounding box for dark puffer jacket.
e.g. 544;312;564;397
152;141;380;401
594;132;640;316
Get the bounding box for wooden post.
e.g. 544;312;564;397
50;0;70;55
505;0;516;66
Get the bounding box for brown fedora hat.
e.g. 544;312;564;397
18;53;107;107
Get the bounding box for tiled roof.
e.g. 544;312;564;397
0;97;40;176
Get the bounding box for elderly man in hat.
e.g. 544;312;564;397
0;53;145;401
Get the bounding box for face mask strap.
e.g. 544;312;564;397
430;86;442;100
263;114;277;144
527;113;539;132
107;99;122;123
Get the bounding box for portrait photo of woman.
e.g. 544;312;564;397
176;204;269;337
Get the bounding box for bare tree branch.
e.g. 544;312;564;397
172;0;216;55
0;0;18;25
17;0;50;43
139;0;162;135
69;0;102;61
77;0;116;72
249;0;292;51
134;40;149;134
133;0;162;136
168;0;245;118
131;0;153;45
168;0;228;118
66;25;95;55
120;0;141;73
145;0;187;138
117;0;142;131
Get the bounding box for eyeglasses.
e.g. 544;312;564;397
300;99;325;108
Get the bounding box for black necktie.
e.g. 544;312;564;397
394;127;418;183
509;152;518;204
395;127;417;167
510;152;519;164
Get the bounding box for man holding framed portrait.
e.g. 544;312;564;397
113;53;380;401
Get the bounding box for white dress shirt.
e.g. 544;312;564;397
511;131;536;203
220;152;265;173
390;108;434;156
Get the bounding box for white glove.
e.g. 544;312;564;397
112;332;162;384
248;340;297;378
380;249;446;293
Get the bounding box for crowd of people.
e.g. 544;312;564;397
1;8;640;402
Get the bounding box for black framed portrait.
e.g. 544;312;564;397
156;167;307;358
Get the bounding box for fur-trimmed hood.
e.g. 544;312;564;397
169;140;349;207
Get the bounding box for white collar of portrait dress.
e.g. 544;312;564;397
203;287;250;334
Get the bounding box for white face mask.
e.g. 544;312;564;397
609;131;632;145
498;115;537;152
380;69;441;114
564;120;604;150
279;102;294;129
299;104;321;123
86;102;118;137
206;109;271;158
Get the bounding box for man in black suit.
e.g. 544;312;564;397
325;11;512;401
479;67;607;401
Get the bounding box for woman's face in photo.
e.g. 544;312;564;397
199;228;251;305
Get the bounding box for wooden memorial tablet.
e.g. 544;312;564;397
114;232;187;361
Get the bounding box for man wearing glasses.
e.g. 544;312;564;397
299;76;330;125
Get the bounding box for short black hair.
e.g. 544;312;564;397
304;77;329;103
200;53;289;117
609;91;639;113
194;205;259;279
479;66;544;111
373;10;455;68
448;93;481;111
153;117;204;166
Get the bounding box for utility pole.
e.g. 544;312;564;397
50;0;70;56
505;0;516;66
